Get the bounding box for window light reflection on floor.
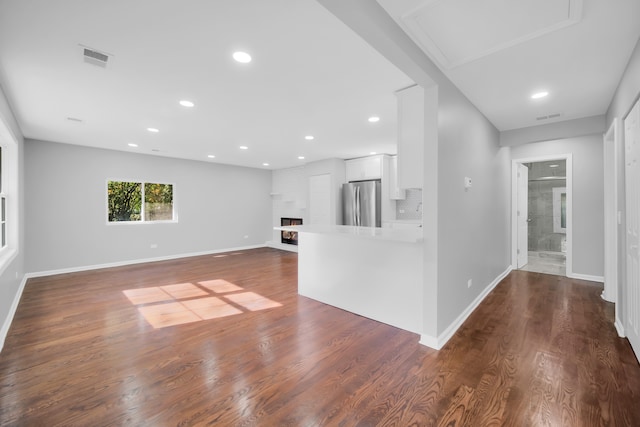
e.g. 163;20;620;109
123;279;282;329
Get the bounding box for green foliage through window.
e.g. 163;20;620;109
144;183;173;221
108;181;173;222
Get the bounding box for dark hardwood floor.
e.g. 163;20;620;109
1;248;639;426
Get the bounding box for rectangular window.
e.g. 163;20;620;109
108;181;174;222
144;183;173;221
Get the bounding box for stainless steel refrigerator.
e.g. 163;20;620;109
342;180;381;227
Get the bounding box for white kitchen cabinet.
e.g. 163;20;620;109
396;85;424;189
345;155;382;182
389;155;406;200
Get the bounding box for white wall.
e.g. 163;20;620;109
0;85;25;350
305;158;346;226
500;115;606;147
606;36;640;333
510;133;605;277
25;140;272;273
318;0;512;343
270;166;307;248
607;37;640;126
270;159;346;249
435;83;512;333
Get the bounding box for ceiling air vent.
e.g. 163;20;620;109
83;47;109;68
536;113;562;121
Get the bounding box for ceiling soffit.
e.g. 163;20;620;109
399;0;583;69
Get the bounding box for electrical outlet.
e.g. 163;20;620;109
150;244;158;249
467;279;472;288
244;235;249;239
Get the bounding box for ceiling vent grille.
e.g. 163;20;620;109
83;47;109;67
536;113;562;121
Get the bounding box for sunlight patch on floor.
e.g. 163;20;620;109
123;279;281;329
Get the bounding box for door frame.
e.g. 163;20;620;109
511;154;573;276
603;119;621;311
516;163;529;268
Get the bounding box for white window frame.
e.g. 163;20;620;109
0;116;19;275
106;179;177;224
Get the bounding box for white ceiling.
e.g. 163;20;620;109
378;0;640;131
0;0;413;169
0;1;639;170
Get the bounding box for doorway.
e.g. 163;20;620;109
512;155;573;276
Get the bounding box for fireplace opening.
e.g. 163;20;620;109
281;217;302;245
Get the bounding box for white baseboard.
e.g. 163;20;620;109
419;265;513;350
615;318;626;337
568;272;604;283
265;241;298;253
418;333;438;349
0;274;28;353
27;244;267;279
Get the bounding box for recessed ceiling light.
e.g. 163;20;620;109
262;163;269;166
179;100;195;108
128;143;138;147
368;116;380;123
239;145;249;150
233;51;252;63
531;91;549;99
304;135;314;140
549;164;559;168
147;127;159;133
298;156;305;160
207;154;216;159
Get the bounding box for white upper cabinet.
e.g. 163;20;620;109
345;155;383;182
389;155;406;200
396;85;424;189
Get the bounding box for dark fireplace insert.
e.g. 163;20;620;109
281;217;302;245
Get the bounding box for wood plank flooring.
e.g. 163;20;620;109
1;248;639;426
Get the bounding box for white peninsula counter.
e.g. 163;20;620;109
275;225;424;335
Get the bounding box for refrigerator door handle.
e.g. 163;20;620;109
351;186;356;225
355;186;360;226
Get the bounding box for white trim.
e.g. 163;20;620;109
602;117;624;320
567;272;604;283
615;318;626;337
419;265;512;350
265;240;298;253
418;333;438;349
0;115;19;274
0;274;28;353
603;119;621;308
26;244;267;279
511;154;573;277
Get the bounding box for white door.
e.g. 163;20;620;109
624;99;640;356
309;174;331;225
517;163;529;268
